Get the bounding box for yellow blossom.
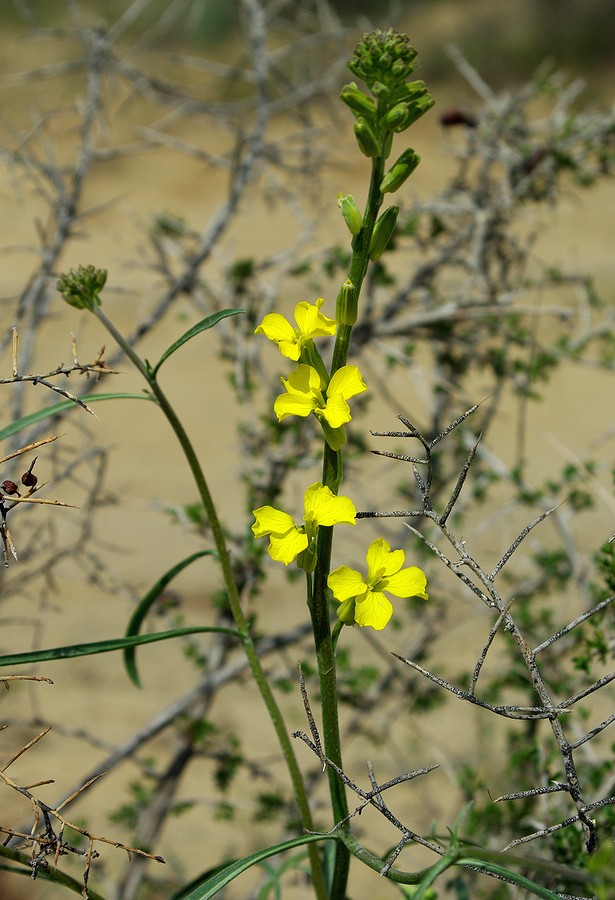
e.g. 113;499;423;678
273;364;367;450
255;299;337;361
252;482;356;568
328;537;427;630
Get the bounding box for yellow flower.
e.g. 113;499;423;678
273;364;367;450
252;482;356;568
328;537;428;630
255;299;337;361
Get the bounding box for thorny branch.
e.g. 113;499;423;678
0;728;164;897
360;408;614;857
293;669;443;876
292;673;600;898
1;329;116;415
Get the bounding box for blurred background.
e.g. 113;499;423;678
1;2;613;899
5;0;615;92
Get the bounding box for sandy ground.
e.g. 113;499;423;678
1;10;614;900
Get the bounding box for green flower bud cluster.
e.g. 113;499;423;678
340;29;434;184
56;264;107;311
347;29;419;91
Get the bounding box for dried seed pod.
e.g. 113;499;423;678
21;457;38;488
1;480;20;495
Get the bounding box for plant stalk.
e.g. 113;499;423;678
93;305;328;900
310;149;386;897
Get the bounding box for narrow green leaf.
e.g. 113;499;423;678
151;308;245;376
174;833;339;900
410;856;454;898
0;626;242;669
124;550;218;687
0;392;154;442
458;858;562;899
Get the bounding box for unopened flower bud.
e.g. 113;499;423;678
335;278;357;326
370;81;390;100
368;205;399;261
381;94;435;134
393;80;429;104
380;102;409;131
347;29;418;91
337;195;363;236
354;118;381;158
339;82;377;120
2;480;19;495
337;596;357;626
400;95;436;131
380;148;421;194
383;132;394;160
56;264;107;312
391;59;410;80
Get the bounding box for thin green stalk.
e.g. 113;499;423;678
93;306;327;900
331;153;385;377
310;150;386;898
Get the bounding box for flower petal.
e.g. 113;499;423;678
327;365;367;402
304;483;356;526
255;313;296;343
277;340;302;361
252;506;296;537
294;300;337;338
274;392;315;421
328;566;368;602
284;364;322;396
385;567;428;599
274;365;324;421
320;394;352;428
268;528;309;565
365;538;404;579
354;590;393;630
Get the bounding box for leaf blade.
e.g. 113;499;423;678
173;833;339;900
151;308;245;376
124;550;219;687
0;627;242;668
0;393;154;442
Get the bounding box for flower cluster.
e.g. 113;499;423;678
252;482;356;571
256;298;366;451
328;538;428;630
253;295;428;630
275;364;366;452
255;298;336;361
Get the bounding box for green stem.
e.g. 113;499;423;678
331;153;385;377
310;151;386;898
93;306;327;900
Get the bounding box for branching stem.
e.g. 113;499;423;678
93;305;327;900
